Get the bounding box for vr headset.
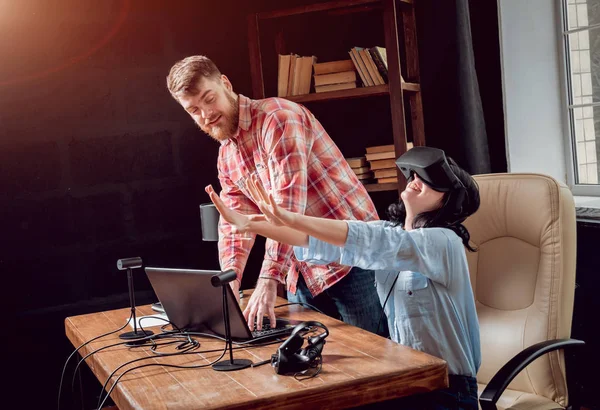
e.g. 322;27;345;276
271;321;328;375
396;146;468;216
395;146;464;192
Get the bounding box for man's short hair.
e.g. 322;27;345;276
166;55;221;98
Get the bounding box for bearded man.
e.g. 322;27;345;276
166;55;386;337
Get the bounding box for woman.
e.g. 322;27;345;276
205;148;481;409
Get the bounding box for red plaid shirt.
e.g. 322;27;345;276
217;95;379;296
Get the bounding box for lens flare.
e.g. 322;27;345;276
0;0;130;87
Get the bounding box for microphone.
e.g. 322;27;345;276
117;257;142;270
116;256;153;340
211;270;237;287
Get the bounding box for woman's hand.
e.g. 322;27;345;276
246;175;296;227
205;185;265;234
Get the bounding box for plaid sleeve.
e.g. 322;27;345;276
258;110;310;283
217;171;260;284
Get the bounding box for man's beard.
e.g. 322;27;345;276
198;93;239;142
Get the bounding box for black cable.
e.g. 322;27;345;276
139;314;186;333
70;333;189;393
294;356;323;381
182;330;287;346
96;339;228;409
58;310;133;410
70;340;127;395
150;336;200;355
78;329;231;398
96;349;228;410
74;304;314;409
96;327;273;408
60;314;181;410
376;272;400;338
81;326;281;404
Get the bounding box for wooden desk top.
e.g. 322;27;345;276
65;291;447;410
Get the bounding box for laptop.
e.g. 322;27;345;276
144;267;300;341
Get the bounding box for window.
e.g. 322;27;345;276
562;0;600;195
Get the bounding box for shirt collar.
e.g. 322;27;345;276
220;94;251;146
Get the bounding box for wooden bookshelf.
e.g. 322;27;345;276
247;0;424;197
286;82;420;103
255;0;413;20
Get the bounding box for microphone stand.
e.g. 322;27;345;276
117;257;154;340
211;270;252;372
200;206;250;371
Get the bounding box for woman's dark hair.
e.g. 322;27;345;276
387;157;480;251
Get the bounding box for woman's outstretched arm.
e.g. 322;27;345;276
245;175;350;247
205;185;309;247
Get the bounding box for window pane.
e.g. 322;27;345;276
567;0;600;30
571;107;600;184
565;1;600;188
567;26;600;103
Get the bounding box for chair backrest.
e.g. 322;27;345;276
463;173;576;406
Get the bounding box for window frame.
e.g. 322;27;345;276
559;0;600;196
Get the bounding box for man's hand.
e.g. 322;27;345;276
243;277;279;330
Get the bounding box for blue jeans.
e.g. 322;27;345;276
287;267;389;337
356;375;478;410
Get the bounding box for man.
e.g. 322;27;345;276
166;55;386;335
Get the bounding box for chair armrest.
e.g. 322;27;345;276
479;338;585;410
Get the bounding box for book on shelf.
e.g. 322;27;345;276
347;46;389;86
351;165;370;175
313;59;355;75
365;150;396;161
277;54;292;97
349;47;372;87
293;55;317;96
356;172;374;181
346;156;366;168
377;176;398;184
313;70;356;87
287;54;298;96
368;158;396;170
366;144;394;154
358;47;384;85
365;142;413;154
368;46;388;84
315;82;356;93
373;168;397;179
278;54;315;97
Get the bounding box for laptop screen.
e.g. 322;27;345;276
144;267;254;340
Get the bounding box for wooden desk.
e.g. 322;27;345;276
65;291;447;409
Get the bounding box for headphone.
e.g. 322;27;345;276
271;321;329;375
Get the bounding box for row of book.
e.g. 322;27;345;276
277;54;316;97
276;45;389;97
349;46;388;88
348;142;414;185
313;59;357;93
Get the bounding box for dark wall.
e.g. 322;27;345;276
0;0;508;407
2;0;260;406
568;220;600;410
